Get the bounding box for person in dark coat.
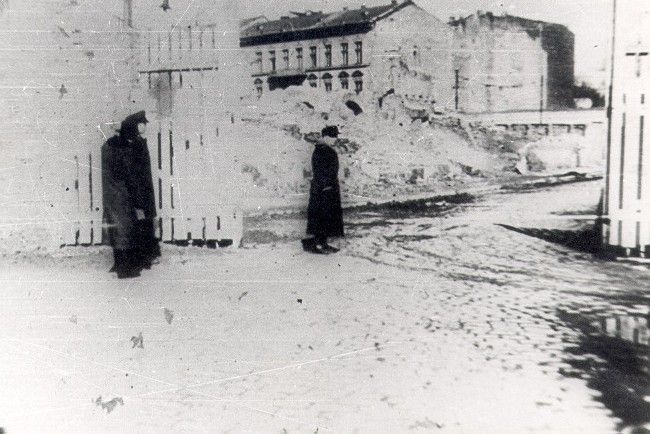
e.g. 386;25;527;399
102;111;158;278
128;114;161;268
304;125;344;254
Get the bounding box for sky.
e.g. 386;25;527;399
240;0;616;87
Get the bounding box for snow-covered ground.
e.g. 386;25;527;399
1;181;648;433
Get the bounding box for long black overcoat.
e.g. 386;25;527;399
307;142;344;238
102;113;157;250
102;136;138;249
131;136;157;219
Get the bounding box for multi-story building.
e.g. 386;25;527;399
240;0;455;109
449;12;575;112
240;2;576;113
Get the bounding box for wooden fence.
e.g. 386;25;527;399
62;23;243;247
603;1;650;257
60;120;243;248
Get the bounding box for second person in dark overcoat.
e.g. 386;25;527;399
304;125;344;254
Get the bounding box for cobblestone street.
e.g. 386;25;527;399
1;181;648;433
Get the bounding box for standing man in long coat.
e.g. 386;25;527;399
102;111;159;278
304;125;344;254
129;113;161;268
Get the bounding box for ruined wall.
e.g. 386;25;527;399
450;14;547;113
541;24;575;110
369;4;454;109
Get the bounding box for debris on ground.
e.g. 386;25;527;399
95;396;124;413
163;308;174;325
130;332;144;349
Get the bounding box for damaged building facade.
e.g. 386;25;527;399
449;12;575;112
240;1;575;113
240;0;455;110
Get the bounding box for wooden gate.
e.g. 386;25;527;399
62;22;243;247
604;0;650;256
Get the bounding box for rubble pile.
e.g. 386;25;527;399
235;86;509;202
515;135;604;175
464;122;605;175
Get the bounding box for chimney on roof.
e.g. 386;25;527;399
361;4;366;9
343;6;348;10
391;0;398;5
280;15;289;20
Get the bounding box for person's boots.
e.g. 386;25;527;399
311;236;330;254
136;247;152;270
109;250;119;273
322;243;339;253
115;250;141;279
301;237;315;252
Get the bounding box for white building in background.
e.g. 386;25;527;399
604;0;650;256
240;1;576;113
240;0;455;109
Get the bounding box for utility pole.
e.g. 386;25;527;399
454;69;460;111
538;23;544;124
603;0;618;215
539;74;544;124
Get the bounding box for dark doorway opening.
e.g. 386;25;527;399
345;100;363;115
268;74;307;91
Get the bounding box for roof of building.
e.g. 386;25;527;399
240;0;413;44
448;11;571;35
240;15;269;30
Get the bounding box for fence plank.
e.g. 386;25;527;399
61;157;79;246
90;149;103;244
77;153;92;244
204;212;221;241
159;119;173;241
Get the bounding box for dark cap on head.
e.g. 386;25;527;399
119;110;148;138
321;125;339;138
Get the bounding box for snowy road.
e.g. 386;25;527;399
1;181;648;433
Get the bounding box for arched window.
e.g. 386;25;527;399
307;74;318;88
254;78;263;96
338;71;350;90
322;73;333;92
352;71;363;94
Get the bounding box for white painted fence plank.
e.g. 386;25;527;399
90;150;103;245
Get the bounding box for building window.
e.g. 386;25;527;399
282;49;289;70
255;51;263;73
307;74;318;88
355;41;363;64
310;46;317;68
322;73;333;92
296;47;303;70
324;44;332;67
352;70;363;94
341;43;349;66
254;78;263;96
269;50;276;72
339;71;349;90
